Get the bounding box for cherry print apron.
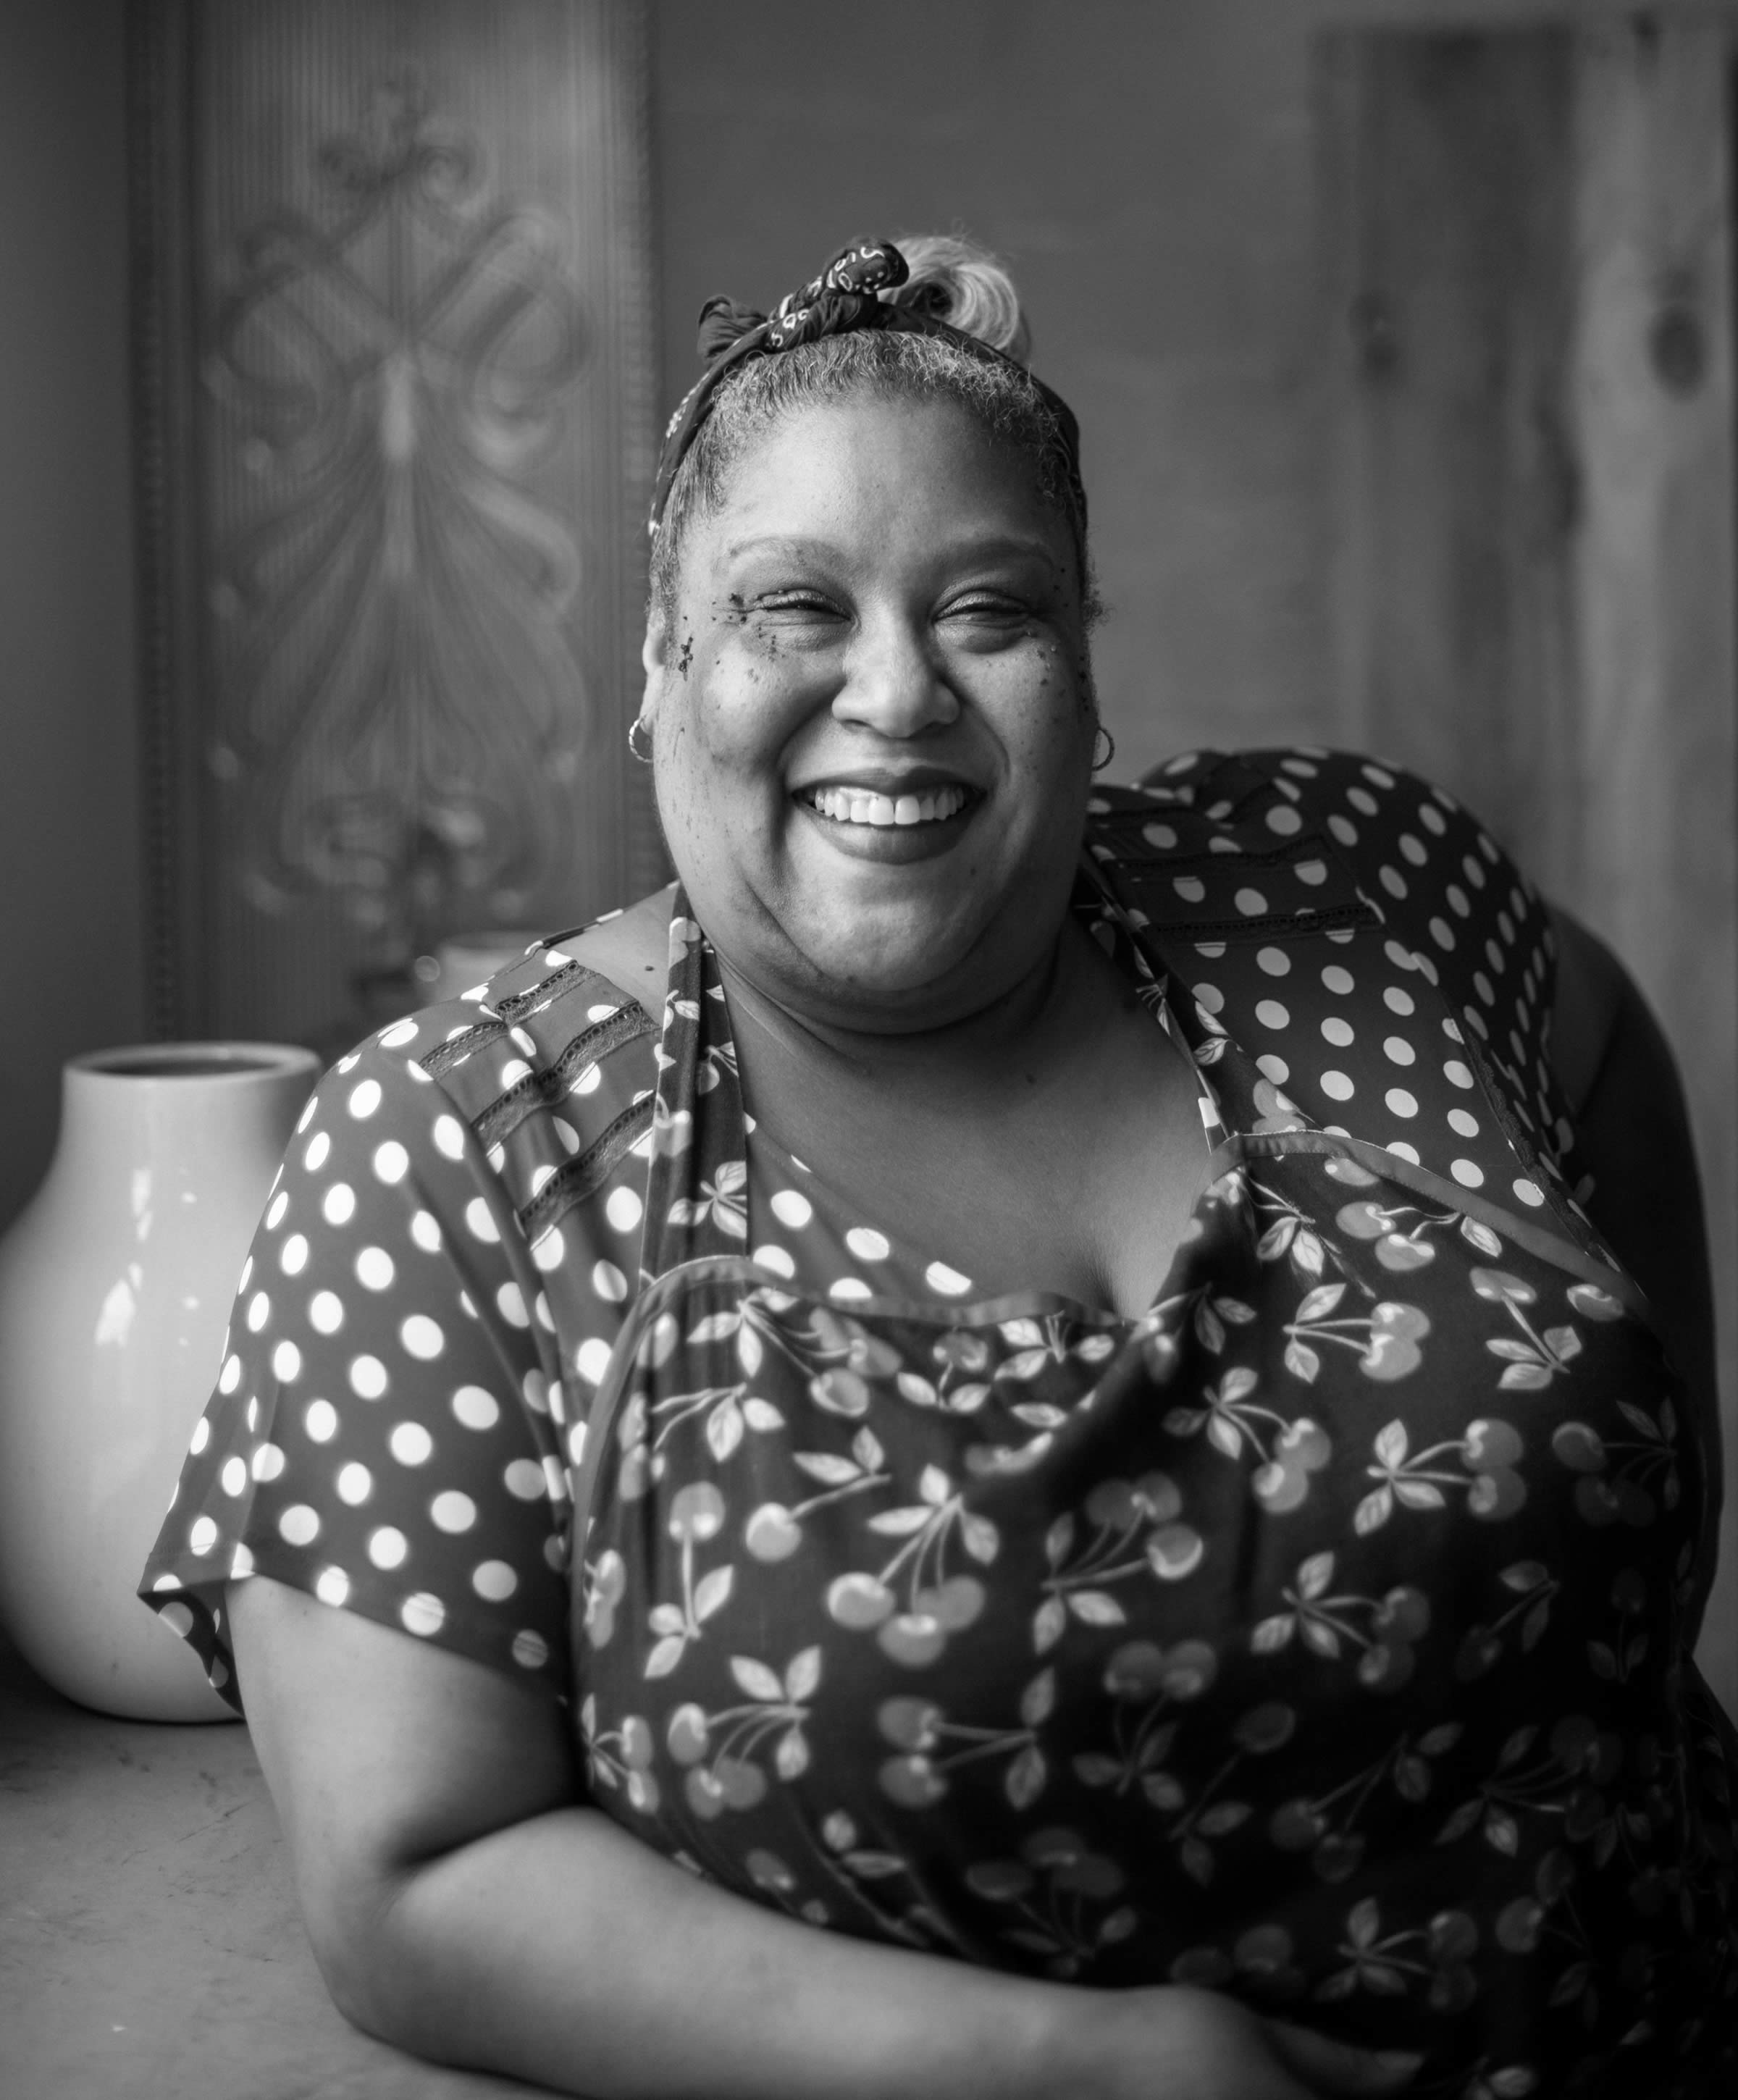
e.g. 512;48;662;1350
571;794;1736;2095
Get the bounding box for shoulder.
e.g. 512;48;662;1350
1116;745;1535;945
399;902;671;1162
1112;744;1582;1162
1141;744;1549;970
1122;745;1490;864
307;890;674;1183
1170;747;1502;871
548;885;674;1011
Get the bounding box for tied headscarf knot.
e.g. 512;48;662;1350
694;295;767;361
762;240;910;349
692;242;910;363
651;238;1082;541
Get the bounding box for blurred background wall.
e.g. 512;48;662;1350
0;0;143;1237
5;7;1737;1724
654;0;1733;773
12;0;1733;1233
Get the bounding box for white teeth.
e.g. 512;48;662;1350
807;785;969;826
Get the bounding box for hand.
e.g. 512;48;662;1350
1056;1984;1423;2100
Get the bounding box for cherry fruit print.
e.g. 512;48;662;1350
1253;1551;1432;1692
1353;1416;1527;1535
823;1459;999;1667
876;1668;1052;1812
1034;1472;1206;1653
643;1482;734;1679
1470;1268;1584;1391
583;1547;628;1648
1269;1723;1466;1886
1455;1561;1560;1683
1552;1398;1680;1527
581;1696;662;1813
744;1425;889;1564
965;1826;1139;1979
1284;1280;1432;1385
666;1644;822;1820
1162;1367;1332;1513
140;749;1738;2093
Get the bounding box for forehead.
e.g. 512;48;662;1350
686;393;1072;577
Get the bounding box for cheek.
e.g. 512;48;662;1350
655;651;805;860
1002;652;1093;767
684;626;818;762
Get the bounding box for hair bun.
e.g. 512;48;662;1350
883;233;1030;362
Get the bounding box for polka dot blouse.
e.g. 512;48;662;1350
140;747;1737;2088
140;745;1603;1705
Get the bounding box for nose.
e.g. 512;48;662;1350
832;605;960;739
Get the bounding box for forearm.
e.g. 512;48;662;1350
353;1802;1080;2100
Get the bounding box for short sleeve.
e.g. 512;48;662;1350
138;1015;574;1710
1232;749;1592;1206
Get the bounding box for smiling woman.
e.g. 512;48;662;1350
635;377;1202;1319
646;392;1094;1015
138;236;1737;2100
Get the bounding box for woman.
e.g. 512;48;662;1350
143;238;1737;2097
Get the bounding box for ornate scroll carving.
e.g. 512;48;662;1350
130;2;660;1050
209;74;591;930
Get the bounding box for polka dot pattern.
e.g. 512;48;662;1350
135;946;625;1700
1094;750;1585;1214
140;752;1595;1739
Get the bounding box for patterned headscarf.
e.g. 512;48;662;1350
649;239;1086;539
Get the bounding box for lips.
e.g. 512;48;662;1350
802;783;973;828
792;773;982;864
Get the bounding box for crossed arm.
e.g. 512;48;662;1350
227;1574;1406;2099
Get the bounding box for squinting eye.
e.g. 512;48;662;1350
757;593;841;617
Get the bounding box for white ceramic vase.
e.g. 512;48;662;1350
0;1043;319;1720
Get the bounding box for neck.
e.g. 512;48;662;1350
713;915;1087;1104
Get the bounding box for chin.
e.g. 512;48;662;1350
791;906;994;1010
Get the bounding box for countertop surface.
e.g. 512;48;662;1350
0;1625;539;2099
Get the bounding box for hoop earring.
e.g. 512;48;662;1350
1091;723;1116;775
628;715;654;765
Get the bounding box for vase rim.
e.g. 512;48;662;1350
69;1042;322;1084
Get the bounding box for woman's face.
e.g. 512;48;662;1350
642;392;1095;1033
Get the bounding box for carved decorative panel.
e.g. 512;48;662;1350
130;0;662;1052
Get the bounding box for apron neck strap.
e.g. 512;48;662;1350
640;890;751;1282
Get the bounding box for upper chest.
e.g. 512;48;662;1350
729;947;1212;1319
517;751;1586;1314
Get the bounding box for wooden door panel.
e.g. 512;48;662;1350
130;0;663;1055
1319;19;1738;1715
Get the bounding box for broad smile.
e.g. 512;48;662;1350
792;776;983;863
799;783;974;828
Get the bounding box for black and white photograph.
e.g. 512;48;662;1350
2;3;1736;2093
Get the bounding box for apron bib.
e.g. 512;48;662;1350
569;812;1734;2094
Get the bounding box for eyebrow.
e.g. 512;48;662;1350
721;532;1059;564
